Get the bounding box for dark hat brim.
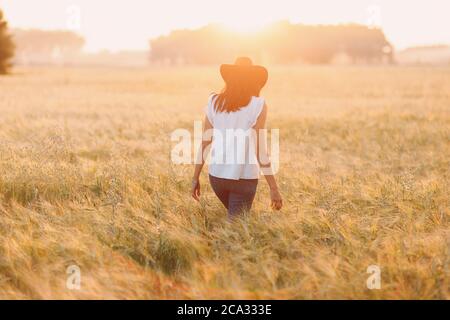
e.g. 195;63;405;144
220;64;268;89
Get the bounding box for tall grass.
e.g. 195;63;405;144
0;66;448;299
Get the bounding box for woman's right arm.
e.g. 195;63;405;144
254;103;283;210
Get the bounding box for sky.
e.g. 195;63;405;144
1;0;450;52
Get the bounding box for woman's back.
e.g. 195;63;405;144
206;94;265;180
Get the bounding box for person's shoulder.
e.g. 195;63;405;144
253;96;266;109
207;92;218;106
206;93;218;120
252;95;265;103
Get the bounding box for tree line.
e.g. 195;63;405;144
1;7;395;72
12;29;84;66
1;8;85;72
13;29;85;55
150;21;394;65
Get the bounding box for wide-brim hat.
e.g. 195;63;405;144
220;57;268;89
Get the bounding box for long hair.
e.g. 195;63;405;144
213;78;261;113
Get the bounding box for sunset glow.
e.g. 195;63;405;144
222;20;269;34
2;0;450;52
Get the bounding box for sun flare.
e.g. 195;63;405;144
222;20;269;34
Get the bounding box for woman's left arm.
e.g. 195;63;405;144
191;116;213;201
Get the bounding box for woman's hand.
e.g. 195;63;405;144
270;187;283;210
191;179;201;201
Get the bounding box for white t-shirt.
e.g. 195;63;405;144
205;94;265;180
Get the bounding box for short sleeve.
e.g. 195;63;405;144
249;97;265;127
204;94;216;125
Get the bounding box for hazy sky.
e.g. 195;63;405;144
2;0;449;52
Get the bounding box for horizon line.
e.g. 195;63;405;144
8;21;450;54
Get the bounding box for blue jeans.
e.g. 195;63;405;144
209;174;258;218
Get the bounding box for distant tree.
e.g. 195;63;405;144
13;29;84;55
0;9;15;74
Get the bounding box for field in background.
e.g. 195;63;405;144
0;66;449;299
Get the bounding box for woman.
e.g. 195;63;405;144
191;57;282;218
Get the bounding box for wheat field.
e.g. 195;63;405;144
0;66;448;299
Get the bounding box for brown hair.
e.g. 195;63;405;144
213;80;261;113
